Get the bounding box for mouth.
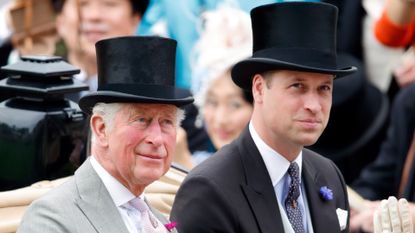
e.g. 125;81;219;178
82;30;107;43
297;119;322;129
138;153;164;161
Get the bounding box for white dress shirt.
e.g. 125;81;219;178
249;122;314;232
90;156;143;233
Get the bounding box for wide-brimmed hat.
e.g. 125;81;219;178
231;2;357;90
79;36;194;114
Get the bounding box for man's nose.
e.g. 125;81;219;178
145;121;163;147
304;93;322;113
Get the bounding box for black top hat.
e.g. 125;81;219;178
231;2;357;90
79;36;194;114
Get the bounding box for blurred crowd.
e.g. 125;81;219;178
1;0;415;232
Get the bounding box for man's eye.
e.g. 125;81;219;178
291;83;303;88
136;117;148;124
163;119;174;125
161;118;176;129
319;85;332;92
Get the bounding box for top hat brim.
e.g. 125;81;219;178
79;89;194;115
231;57;357;90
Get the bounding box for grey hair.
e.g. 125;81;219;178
90;102;186;142
92;102;124;130
90;102;123;142
176;108;186;127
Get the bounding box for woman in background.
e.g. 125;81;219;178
188;5;253;165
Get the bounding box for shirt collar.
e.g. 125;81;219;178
249;121;303;187
90;155;143;207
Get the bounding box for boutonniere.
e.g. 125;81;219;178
319;186;333;201
164;222;177;232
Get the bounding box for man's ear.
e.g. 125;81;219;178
252;74;265;104
90;114;109;147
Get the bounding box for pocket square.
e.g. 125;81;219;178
336;208;348;231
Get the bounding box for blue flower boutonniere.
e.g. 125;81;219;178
319;186;333;201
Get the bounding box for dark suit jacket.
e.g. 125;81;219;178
171;127;349;233
353;83;415;201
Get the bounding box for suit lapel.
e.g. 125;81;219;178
238;128;285;233
74;159;130;233
302;153;341;233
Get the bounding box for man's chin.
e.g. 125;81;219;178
300;136;320;147
136;173;164;186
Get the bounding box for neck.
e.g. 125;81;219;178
92;149;146;197
251;113;302;161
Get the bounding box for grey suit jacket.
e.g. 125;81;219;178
17;159;177;233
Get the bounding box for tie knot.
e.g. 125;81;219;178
287;162;300;179
129;197;148;213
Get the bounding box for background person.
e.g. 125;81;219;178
349;82;415;232
187;5;253;164
374;0;415;99
53;0;148;99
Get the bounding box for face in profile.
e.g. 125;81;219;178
203;72;253;150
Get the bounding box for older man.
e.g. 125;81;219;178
171;2;356;233
17;36;193;233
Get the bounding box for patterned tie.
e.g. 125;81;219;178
285;162;305;233
129;197;167;233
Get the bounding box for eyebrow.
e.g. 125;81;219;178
322;80;333;85
162;111;176;120
289;76;333;84
127;108;145;117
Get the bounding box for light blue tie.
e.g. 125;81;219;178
285;162;305;233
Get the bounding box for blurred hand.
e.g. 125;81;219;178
350;200;380;233
394;50;415;87
373;197;413;233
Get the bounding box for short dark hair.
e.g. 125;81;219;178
52;0;149;15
